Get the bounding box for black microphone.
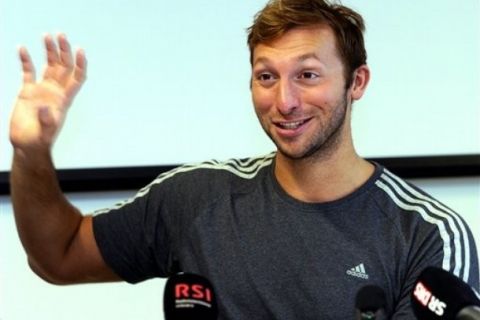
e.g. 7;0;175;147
457;306;480;320
163;272;218;320
355;285;387;319
411;266;480;319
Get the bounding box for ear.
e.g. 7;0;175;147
349;65;370;101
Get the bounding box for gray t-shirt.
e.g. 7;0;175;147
92;153;479;319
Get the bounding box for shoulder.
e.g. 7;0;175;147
371;165;468;241
102;153;275;210
92;153;275;217
370;165;477;285
146;152;275;190
370;166;458;225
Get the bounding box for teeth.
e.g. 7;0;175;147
278;120;305;129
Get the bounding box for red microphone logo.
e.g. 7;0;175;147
175;283;213;306
164;273;218;319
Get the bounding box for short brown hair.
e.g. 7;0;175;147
247;0;367;88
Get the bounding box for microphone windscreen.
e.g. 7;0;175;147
411;267;480;319
355;285;387;320
163;272;218;320
456;306;480;320
356;285;387;313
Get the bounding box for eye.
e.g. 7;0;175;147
253;71;277;88
298;71;319;80
256;72;275;82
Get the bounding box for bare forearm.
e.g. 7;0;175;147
10;149;83;281
8;36;118;284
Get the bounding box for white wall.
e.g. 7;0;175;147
1;1;479;318
1;177;479;320
0;191;165;320
1;0;479;172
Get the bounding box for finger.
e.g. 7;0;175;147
66;49;87;98
74;49;87;82
44;34;60;79
44;34;60;65
18;46;36;83
57;33;73;68
55;33;74;84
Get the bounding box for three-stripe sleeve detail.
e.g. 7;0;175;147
375;169;471;282
93;152;275;215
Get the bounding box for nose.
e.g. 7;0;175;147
275;79;300;115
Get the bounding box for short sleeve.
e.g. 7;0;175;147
92;179;173;283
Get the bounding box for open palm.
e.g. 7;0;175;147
10;34;86;153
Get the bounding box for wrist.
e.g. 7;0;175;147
12;147;54;170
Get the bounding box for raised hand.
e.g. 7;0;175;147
9;34;87;154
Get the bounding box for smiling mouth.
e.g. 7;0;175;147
275;118;311;130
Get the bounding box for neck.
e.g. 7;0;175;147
274;138;375;203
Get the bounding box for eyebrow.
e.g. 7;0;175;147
253;52;322;67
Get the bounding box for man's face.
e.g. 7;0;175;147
251;25;352;160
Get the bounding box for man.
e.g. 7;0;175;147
9;0;479;319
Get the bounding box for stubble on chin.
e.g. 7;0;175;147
268;92;350;162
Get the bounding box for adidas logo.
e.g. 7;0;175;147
346;263;369;279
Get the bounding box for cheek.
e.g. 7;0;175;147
252;88;273;115
303;85;344;110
